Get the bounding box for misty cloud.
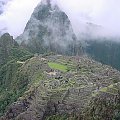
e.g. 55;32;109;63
0;0;41;37
0;0;120;38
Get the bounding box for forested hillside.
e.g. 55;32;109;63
85;39;120;70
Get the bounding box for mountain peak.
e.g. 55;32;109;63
17;0;82;55
41;0;51;5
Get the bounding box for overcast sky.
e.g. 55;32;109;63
0;0;120;38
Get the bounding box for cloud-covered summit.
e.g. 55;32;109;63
0;0;120;38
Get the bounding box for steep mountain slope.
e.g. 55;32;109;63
84;39;120;71
0;33;33;116
0;55;120;120
78;22;120;71
0;33;33;67
17;0;81;55
0;33;17;66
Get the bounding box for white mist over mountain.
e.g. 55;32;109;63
0;0;120;38
0;0;41;37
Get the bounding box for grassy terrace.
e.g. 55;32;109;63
48;62;68;72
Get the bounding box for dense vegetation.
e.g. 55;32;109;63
85;39;120;70
0;33;33;116
0;33;33;66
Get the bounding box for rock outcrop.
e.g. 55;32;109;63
0;33;17;66
17;0;81;55
0;33;33;66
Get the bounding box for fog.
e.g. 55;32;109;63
0;0;120;38
0;0;40;37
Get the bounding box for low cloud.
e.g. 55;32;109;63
0;0;120;38
0;0;41;37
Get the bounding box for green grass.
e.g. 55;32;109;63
48;62;68;72
100;87;108;92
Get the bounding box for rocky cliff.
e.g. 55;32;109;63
17;0;81;55
0;33;17;66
